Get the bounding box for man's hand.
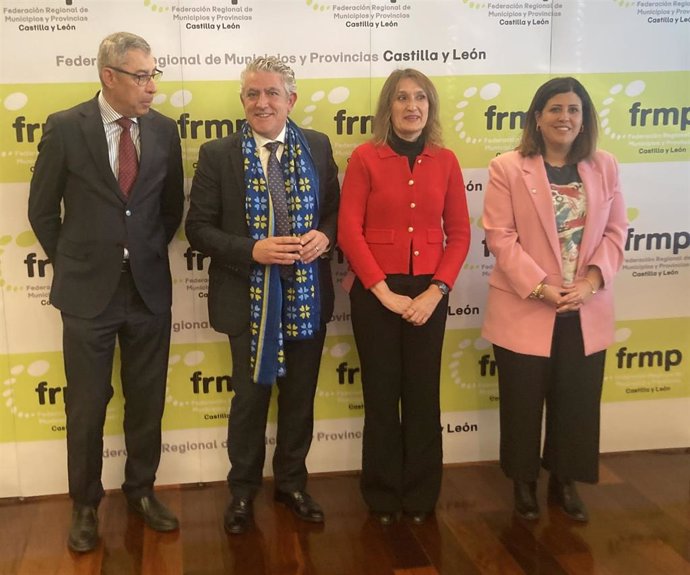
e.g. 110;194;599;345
299;230;330;264
252;236;302;265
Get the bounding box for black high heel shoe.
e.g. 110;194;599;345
548;475;588;522
513;480;539;520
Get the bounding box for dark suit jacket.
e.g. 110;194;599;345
185;128;340;336
28;96;184;318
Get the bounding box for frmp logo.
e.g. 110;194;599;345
182;246;209;271
626;227;690;255
335;361;360;384
453;82;505;145
0;231;51;293
600;79;690;138
24;252;51;278
306;0;332;11
189;370;233;394
616;346;682;372
1;357;65;426
629;101;690;132
460;0;486;9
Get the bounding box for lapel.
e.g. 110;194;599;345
80;98;122;197
577;155;605;262
132;112;158;202
520;154;562;263
229;135;245;193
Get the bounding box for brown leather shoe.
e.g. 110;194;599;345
127;495;179;531
67;504;99;553
224;497;253;535
274;490;324;523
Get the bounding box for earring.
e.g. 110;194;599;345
580;126;584;133
537;124;541;132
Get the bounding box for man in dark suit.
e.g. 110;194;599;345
28;32;184;552
186;56;339;534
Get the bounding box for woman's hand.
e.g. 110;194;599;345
539;277;599;313
370;281;413;315
402;287;444;326
555;279;597;313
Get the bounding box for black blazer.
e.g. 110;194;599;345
185;128;340;336
28;96;184;318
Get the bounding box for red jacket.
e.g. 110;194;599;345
338;142;470;290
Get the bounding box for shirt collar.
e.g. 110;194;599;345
253;125;287;150
98;91;139;125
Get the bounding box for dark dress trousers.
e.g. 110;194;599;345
185;129;339;498
28;96;184;506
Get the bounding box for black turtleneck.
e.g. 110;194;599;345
388;130;425;170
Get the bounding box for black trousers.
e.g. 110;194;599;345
494;313;606;484
226;325;326;499
350;275;448;514
61;267;171;506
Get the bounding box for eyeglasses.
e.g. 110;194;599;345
108;66;163;86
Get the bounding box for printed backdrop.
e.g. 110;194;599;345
0;0;688;498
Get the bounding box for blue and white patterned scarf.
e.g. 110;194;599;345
242;118;321;385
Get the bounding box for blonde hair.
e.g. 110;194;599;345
372;68;443;147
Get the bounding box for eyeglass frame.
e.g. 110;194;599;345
107;66;163;86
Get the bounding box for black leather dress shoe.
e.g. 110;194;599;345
513;480;540;520
274;490;324;523
127;495;179;532
224;497;253;535
376;512;399;526
548;475;589;522
67;504;99;553
407;512;430;525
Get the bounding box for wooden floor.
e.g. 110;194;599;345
1;449;688;575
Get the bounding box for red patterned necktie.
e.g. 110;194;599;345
116;117;138;196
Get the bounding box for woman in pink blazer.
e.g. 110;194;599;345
482;77;627;522
339;69;470;525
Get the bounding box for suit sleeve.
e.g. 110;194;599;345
315;133;340;251
28;113;67;261
433;151;471;287
482;155;548;298
185;141;256;272
337;146;387;289
161;121;184;243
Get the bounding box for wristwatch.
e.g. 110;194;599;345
430;280;450;296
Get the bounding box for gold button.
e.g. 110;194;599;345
410;202;416;208
408;226;414;232
413;250;420;256
408;179;414;185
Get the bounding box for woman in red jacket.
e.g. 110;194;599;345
338;69;471;525
482;77;627;522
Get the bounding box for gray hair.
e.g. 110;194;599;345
97;32;151;75
240;56;297;96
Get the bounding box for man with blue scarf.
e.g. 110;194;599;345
186;56;340;535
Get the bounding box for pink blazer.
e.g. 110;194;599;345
481;150;627;357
